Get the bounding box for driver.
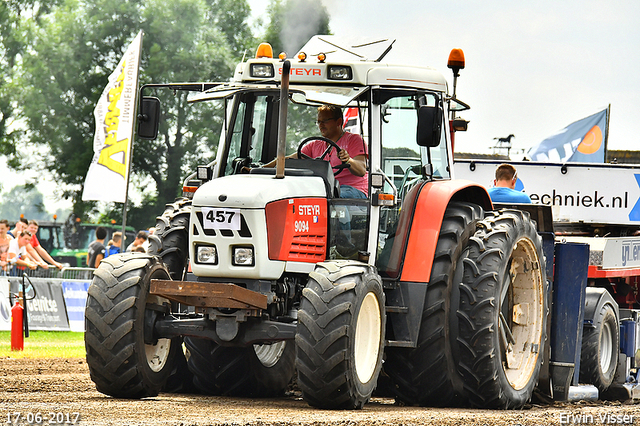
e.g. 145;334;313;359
303;105;368;198
264;105;368;198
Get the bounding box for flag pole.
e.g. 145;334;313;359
604;103;611;162
121;31;144;247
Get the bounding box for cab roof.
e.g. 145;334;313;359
231;35;449;93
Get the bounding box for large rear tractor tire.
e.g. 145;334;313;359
580;302;619;393
148;197;191;280
84;254;179;398
384;201;483;407
296;261;385;409
457;209;547;409
184;337;295;397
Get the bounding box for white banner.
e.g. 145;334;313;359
82;31;143;203
454;159;640;226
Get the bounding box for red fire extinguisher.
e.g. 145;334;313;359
11;301;24;351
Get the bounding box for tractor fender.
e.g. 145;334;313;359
583;287;619;327
398;179;491;283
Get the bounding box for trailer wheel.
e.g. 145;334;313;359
84;254;179;398
384;201;483;406
296;261;385;409
184;337;295;397
148;197;191;280
580;303;619;393
458;209;547;409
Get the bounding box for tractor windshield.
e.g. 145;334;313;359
212;87;369;178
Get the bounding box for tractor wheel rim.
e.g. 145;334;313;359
145;294;172;373
600;320;614;373
254;341;287;368
500;237;545;391
354;291;381;384
146;338;171;373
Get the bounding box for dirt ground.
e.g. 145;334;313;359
1;358;639;426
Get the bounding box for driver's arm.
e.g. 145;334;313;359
338;150;367;177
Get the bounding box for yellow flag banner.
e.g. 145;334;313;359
82;31;143;203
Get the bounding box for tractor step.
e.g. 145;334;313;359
150;279;268;310
385;340;414;348
385;305;409;313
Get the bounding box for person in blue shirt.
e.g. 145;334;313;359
105;231;122;258
487;163;532;204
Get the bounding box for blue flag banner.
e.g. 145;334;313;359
527;108;608;163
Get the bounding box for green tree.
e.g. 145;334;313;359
19;0;144;217
16;0;252;229
0;184;50;222
0;1;62;164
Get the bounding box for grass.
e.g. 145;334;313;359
0;331;85;358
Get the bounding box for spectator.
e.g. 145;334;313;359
126;231;148;252
9;218;46;268
133;246;146;253
105;232;122;258
87;227;107;268
487;163;532;204
7;230;38;275
8;218;28;238
0;219;12;275
26;220;64;270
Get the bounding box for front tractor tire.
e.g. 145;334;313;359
457;209;548;409
84;254;179;398
296;261;386;409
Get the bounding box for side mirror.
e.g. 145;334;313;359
452;117;469;132
137;96;160;140
417;104;443;147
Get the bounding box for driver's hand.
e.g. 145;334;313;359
338;149;350;163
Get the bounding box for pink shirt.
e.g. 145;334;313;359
301;132;368;196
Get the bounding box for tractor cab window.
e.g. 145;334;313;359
374;91;449;277
37;225;64;253
224;101;246;175
222;93;278;175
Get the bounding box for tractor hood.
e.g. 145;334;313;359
192;174;327;209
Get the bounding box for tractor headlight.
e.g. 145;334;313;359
233;247;254;266
250;63;274;78
328;65;352;80
196;245;217;264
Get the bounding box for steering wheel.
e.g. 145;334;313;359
297;136;351;176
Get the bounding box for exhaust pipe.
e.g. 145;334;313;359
275;60;291;179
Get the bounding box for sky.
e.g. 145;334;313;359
3;0;639;212
263;0;640;156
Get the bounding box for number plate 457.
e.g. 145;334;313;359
202;207;241;230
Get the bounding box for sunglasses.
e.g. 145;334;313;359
316;118;339;125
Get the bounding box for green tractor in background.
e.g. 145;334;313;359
36;214;136;267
